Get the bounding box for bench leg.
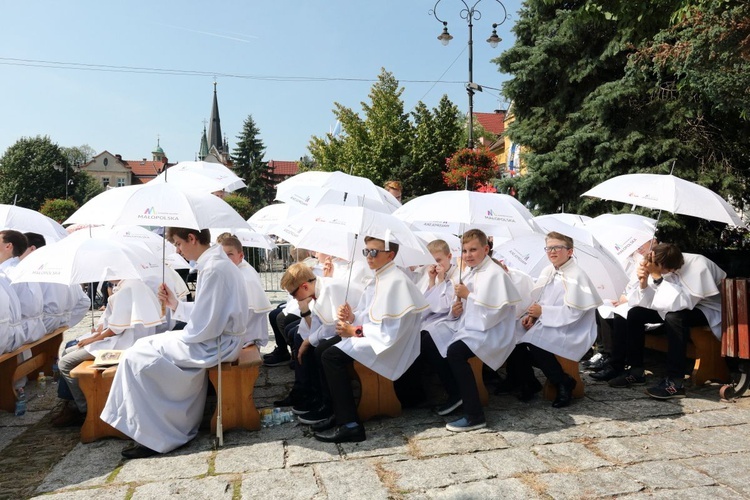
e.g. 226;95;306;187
543;356;584;401
209;365;261;433
77;372;127;443
352;362;401;422
0;360;19;413
691;327;730;385
468;357;489;407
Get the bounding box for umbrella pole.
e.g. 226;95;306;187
344;233;359;304
161;226;166;317
216;334;224;447
89;283;95;331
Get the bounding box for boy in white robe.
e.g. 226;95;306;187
0;230;36;350
608;243;725;398
424;230;521;431
101;228;250;459
219;234;273;347
305;236;428;443
508;232;602;408
50;279;162;427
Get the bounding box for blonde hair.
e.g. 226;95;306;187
217;233;242;253
288;245;310;262
461;229;488;247
384;180;402;191
427;239;450;255
280;262;316;291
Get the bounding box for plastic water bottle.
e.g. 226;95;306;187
14;389;26;416
52;360;60;382
37;372;47;390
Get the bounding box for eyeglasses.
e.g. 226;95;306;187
289;279;315;297
362;248;392;258
544;245;570;253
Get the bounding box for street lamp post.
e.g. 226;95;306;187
430;0;508;149
53;162;80;200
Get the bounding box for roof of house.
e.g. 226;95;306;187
123;159;166;178
475;111;506;135
269;160;299;177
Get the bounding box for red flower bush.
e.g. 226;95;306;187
443;147;498;190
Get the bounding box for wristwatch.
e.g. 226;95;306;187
300;310;312;318
354;326;364;337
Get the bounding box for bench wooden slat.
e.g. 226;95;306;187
207;345;262;433
644;326;728;385
0;327;67;413
543;356;585;401
351;361;401;421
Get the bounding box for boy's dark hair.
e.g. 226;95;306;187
166;227;211;245
364;236;400;256
545;231;574;249
24;232;46;249
0;230;28;257
651;242;684;271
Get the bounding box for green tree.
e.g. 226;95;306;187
62;144;96;166
233;115;274;207
39;198;78;223
70;171;104;205
223;193;254;220
0;136;70;210
496;0;748;249
308;68;413;186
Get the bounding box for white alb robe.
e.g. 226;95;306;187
420;264;459;333
237;260;273;346
518;258;602;361
298;277;364;347
335;261;428;381
101;245;250;453
3;258;46;344
0;273;24;351
628;253;726;339
40;283;90;332
429;257;522;370
0;285;13;353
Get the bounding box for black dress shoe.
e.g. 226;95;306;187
310;415;336;432
552;378;576;408
121;443;159;459
584;354;611;372
589;364;619;382
314;424;366;443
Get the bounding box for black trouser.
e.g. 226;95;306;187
612;306;663;371
595;311;614;355
318;336;358;425
420;331;460;402
507;343;567;386
268;304;298;353
446;340;484;421
664;308;709;379
292;330;323;402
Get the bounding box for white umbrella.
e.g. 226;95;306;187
0;204;68;243
87;225;176;256
533;215;596;246
274;205;433;268
64;184;250;230
494;233;628;301
209;228;277;250
535;213;592;227
393;190;539;238
152;161;246;193
581;173;745;227
247;203;301;234
584;213;656;265
275;171;397;213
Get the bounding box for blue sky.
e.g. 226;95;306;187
0;0;523;165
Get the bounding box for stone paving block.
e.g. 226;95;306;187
537;470;644;498
131;476;235;499
678;425;750;455
286;436;341;466
241;467;320;499
672;395;729;413
29;485;130;499
682;452;750;497
623;417;687;437
0;425;24;453
419;477;543;499
401;423;454;441
583;382;652;402
251;420;304;442
339;428;409;459
36;440;123;493
488;407;567;433
591;433;701;465
621;460;715;490
678;407;750;428
214;440;285;473
415;431;510;458
316;460;390;500
603;399;686;419
621;485;746;499
382;455;493;491
474;448;549;478
531;442;613;471
0;408;47;427
549;399;619;426
116;449;211;482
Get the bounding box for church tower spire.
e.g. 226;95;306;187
198;121;209;161
207;81;223;153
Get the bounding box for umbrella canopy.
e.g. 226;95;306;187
275;171;398;213
0;204;68;243
584;213;656;265
10;230;162;285
393;190;538;238
533;215;595;246
209;228;277;250
274;204;433;267
152;161;246;193
64;183;250;230
581;173;745;227
87;225;176;256
247;203;300;234
535;213;592;227
494;233;628;301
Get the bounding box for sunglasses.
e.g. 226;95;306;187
362;248;392;258
290;278;315;297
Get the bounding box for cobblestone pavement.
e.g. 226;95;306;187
2;305;750;499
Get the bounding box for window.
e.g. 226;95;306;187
102;177;110;187
116;177;125;187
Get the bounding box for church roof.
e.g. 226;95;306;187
207;82;223;153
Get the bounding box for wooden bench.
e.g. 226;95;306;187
645;326;729;385
0;326;67;413
351;361;402;421
70;361;126;443
543;355;585;401
468;357;489;406
207;345;263;433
